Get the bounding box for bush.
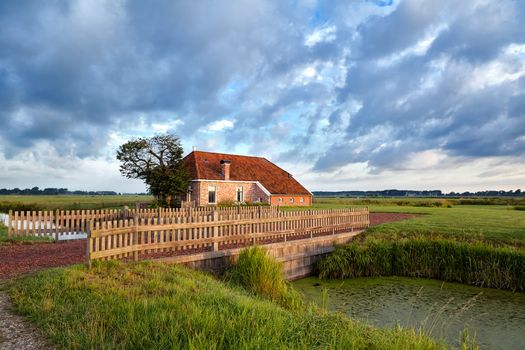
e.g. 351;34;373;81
217;199;238;207
225;246;302;309
243;201;270;207
318;239;525;292
514;206;525;211
0;201;43;212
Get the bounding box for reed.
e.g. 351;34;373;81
225;246;302;309
318;239;525;292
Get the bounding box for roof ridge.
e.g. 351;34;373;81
192;150;267;159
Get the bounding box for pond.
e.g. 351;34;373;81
293;277;525;349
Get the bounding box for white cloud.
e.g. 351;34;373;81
204;119;235;132
304;26;337;47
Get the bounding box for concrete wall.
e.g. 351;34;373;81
155;230;361;280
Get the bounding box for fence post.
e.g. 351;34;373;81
212;210;219;252
332;209;335;235
86;220;92;269
7;210;12;238
133;214;139;261
55;209;60;241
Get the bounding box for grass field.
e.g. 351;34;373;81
6;261;455;350
0;195;154;211
308;198;525;247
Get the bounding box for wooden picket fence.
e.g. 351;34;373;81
6;206;281;240
86;208;370;266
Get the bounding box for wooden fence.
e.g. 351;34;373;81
86;208;369;266
5;206;282;239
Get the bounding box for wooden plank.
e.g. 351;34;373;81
8;210;13;238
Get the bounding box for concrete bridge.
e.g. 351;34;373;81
157;230;362;280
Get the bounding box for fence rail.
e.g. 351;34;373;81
86;208;369;265
5;206;281;239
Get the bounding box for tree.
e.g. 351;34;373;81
116;134;190;207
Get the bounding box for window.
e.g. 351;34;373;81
208;186;217;204
236;186;244;203
278;197;283;202
290;198;294;203
299;197;304;203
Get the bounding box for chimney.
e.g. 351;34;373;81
192;146;197;152
220;159;231;181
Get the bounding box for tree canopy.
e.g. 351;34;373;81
116;134;190;206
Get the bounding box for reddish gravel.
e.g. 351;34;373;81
0;212;415;279
370;212;418;226
0;240;85;279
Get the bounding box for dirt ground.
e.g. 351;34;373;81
0;240;85;280
0;292;54;350
0;212;416;280
369;212;417;226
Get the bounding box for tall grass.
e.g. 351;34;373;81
7;261;448;349
225;246;302;309
318;239;525;292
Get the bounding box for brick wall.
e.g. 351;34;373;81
270;195;312;206
190;181;270;206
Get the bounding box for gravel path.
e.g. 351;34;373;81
369;212;418;226
0;292;54;350
0;240;85;280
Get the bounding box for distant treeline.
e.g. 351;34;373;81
0;187;147;196
313;189;523;197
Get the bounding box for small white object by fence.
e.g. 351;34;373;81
5;206;282;240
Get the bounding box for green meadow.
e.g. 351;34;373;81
6;261;453;350
310;197;525;247
0;194;154;211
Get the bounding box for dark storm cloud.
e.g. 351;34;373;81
0;0;524;177
0;0;303;156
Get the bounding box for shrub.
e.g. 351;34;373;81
225;246;302;309
0;201;43;212
217;199;238;207
318;239;525;292
514;206;525;211
243;201;270;206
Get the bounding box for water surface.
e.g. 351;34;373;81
293;277;525;349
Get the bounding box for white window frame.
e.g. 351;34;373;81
208;185;217;204
290;198;294;203
236;186;244;203
299;197;304;203
278;197;283;202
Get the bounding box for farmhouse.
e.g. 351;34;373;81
183;150;312;206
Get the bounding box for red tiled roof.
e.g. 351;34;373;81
183;151;311;195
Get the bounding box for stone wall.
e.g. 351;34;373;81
155;230;361;280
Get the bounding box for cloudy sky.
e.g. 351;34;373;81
1;0;524;193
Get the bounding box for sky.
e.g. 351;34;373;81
0;0;524;193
